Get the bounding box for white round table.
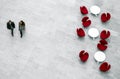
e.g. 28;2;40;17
94;51;106;62
88;28;99;39
90;5;101;15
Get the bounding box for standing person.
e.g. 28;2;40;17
19;20;25;38
7;20;15;36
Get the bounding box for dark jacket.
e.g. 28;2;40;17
7;22;15;30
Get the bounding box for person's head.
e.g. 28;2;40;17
20;20;25;25
20;20;23;22
9;20;11;22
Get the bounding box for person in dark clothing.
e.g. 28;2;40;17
19;20;25;38
7;20;15;36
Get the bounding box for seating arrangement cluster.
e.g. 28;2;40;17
76;5;111;72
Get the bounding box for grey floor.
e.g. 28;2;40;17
0;0;120;79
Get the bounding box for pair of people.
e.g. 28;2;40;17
7;20;25;38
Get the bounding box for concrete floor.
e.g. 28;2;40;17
0;0;120;79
